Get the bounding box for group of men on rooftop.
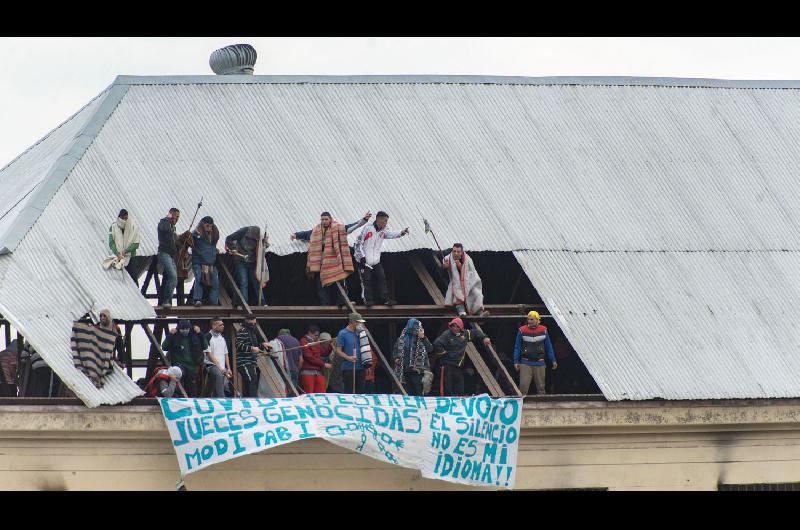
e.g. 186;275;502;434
105;208;558;398
144;309;556;399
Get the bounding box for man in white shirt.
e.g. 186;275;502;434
203;319;231;397
353;211;409;307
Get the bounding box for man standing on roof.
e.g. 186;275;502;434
303;212;358;307
225;226;266;306
513;311;557;395
189;216;220;307
441;243;487;318
105;209;140;273
291;210;372;242
353;211;409;307
157;208;189;307
433;317;491;396
161;320;206;397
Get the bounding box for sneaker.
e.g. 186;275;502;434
479;309;490;318
458;311;467;317
364;300;374;308
384;299;397;307
194;301;202;307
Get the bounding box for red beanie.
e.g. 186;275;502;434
448;317;464;330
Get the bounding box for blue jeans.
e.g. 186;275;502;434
234;261;263;305
157;252;177;305
192;262;219;305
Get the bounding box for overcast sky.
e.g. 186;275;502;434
3;36;800;167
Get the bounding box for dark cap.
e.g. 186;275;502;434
200;216;214;225
178;319;191;330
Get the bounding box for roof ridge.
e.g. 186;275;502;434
0;88;110;174
0;82;131;255
113;74;800;89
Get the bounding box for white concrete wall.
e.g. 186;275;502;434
0;400;799;490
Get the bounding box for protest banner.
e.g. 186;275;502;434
159;393;522;488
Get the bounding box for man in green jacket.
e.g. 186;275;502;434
161;319;206;397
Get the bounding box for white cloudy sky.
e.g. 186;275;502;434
2;37;800;168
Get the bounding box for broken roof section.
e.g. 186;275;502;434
3;75;800;405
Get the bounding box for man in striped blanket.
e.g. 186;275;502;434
71;309;119;389
442;243;488;318
305;212;355;307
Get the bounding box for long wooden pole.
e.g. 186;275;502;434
335;283;407;396
218;261;300;396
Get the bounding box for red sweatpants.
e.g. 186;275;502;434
300;373;326;393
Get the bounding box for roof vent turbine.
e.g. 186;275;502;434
209;44;257;75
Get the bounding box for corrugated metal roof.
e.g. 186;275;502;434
514;250;800;400
0;89;109;253
4;75;800;404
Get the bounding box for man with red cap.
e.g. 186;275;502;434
432;317;491;396
513;311;557;395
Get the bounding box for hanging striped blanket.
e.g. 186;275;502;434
71;323;117;388
306;222;354;287
357;325;373;368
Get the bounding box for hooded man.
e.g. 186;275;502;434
189;216;220;306
105;209;140;272
300;324;332;394
433;317;491;396
442;243;487;317
393;318;433;396
513;311;557;395
353;211;409;307
305;212;356;307
276;328;301;390
95;309;126;370
225;226;269;306
161;319;206;397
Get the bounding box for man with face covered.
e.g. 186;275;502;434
106;209;140;273
161;319;206;397
433;317;492;396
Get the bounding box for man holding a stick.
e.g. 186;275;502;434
335;312;371;393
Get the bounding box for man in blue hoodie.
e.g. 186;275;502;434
513;311;558;395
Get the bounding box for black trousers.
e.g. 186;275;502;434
316;275;348;306
359;263;387;304
341;369;366;394
175;363;197;397
440;365;464;396
238;364;260;397
404;371;424;396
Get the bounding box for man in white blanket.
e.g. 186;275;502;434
441;243;488;318
104;209;140;271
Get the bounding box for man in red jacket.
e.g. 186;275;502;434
300;324;331;393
